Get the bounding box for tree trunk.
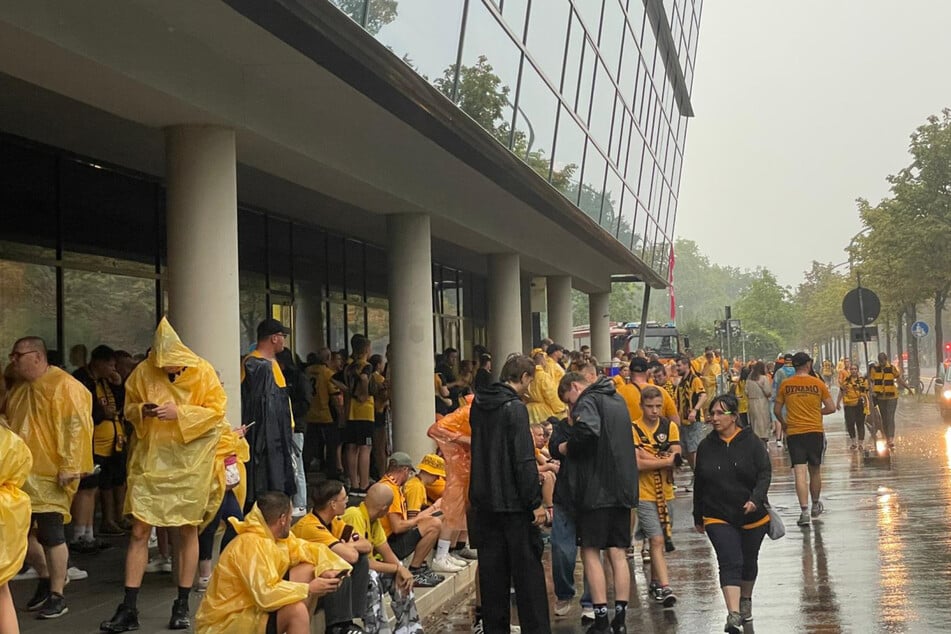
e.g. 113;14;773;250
935;289;947;381
885;315;892;359
907;303;920;387
896;308;905;375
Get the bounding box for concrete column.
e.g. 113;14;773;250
387;214;436;461
547;275;573;348
521;274;533;354
295;281;325;358
589;292;611;364
165;125;241;424
488;253;523;372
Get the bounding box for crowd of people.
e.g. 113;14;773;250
0;311;913;634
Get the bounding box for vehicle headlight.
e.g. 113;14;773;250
943;389;951;400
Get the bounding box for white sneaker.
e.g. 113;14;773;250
554;599;572;616
195;576;210;593
429;555;464;573
14;566;38;581
67;566;88;581
145;556;172;574
148;528;158;549
446;553;470;568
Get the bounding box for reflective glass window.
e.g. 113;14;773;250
578;143;606;221
525;0;571;86
329;0;367;28
367;304;390;354
627;0;646;44
636;203;650;260
326;235;345;299
608;98;625;166
0;261;56;350
348;304;367;338
239;211;268;276
457;1;522;146
601;166;624;236
552;106;585;200
617;25;637;107
239;270;267;351
561;12;585;98
345;240;365;300
327;302;346;351
599;0;624;78
441;267;459;316
572;0;603;39
617;186;637;250
513;64;558;181
501;0;529;36
0;142;57;251
365;244;388;300
640;13;657;72
369;0;464;83
268;217;292;292
64;269;156;358
576;40;597;122
626;128;645;181
588;59;614;150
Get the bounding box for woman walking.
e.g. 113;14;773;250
745;362;773;443
693;394;772;633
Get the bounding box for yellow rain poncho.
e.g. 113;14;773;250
194;504;351;634
200;419;250;532
0;423;32;585
545;354;565;383
526;363;566;424
6;366;93;523
124;317;225;526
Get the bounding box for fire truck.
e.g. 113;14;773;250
572;322;686;361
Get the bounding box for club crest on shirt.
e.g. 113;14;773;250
656;433;668;443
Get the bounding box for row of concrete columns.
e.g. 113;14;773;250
161;125;613;461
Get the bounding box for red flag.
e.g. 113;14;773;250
668;245;676;320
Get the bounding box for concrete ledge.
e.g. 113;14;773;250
310;562;477;633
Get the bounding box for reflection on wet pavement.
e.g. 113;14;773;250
427;400;951;632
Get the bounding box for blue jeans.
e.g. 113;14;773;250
291;432;307;509
550;504;591;604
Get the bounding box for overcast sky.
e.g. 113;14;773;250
676;0;951;289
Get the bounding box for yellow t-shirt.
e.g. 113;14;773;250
342;503;387;551
775;374;831;435
291;511;346;547
379;475;407;537
840;375;868;407
617;382;678;422
305;364;339;424
404;476;428;513
93;379;126;457
241;349;286;387
632;418;680;501
346;359;375;422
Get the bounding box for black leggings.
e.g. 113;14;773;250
199;490;242;561
844;404;866;441
705;522;768;587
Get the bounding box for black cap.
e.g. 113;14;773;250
791;352;812;368
548;343;565;354
257;318;290;340
783;353;794;361
629;357;650;373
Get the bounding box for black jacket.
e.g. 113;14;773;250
469;383;541;513
565;377;638;511
548;417;573;508
693;426;771;528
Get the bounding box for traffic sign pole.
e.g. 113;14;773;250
857;272;870;370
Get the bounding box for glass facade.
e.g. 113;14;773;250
0;134;487;365
330;0;701;281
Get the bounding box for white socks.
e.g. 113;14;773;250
436;539;451;559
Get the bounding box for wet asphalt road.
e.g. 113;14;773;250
429;397;951;633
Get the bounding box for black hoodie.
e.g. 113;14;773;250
565;376;638;512
692;426;771;528
469;382;541;514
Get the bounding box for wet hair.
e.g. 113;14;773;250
674;354;691;365
499;354;535;383
90;344;116;363
310;479;346;510
257;491;292;523
640;385;663;402
558;371;588;399
708;394;739;416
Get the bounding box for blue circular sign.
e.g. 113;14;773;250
911;320;929;338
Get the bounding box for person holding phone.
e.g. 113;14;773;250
292;480;370;634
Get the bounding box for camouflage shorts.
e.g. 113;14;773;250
362;569;423;634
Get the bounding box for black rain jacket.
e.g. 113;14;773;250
692;426;771;528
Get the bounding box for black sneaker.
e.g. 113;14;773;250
611;612;627;634
168;598;190;630
100;603;140;632
411;567;443;587
586;621;611;633
724;610;743;634
25;584;51;611
739;597;753;622
654;586;677;608
36;593;68;619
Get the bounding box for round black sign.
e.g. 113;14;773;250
842;287;880;325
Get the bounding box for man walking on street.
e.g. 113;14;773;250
469;354;550;634
558;365;638;634
774;352;835;528
869;352;909;450
674;354;708;472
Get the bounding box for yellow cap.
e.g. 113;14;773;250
417;453;446;478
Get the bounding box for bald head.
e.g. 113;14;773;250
365;482;394;520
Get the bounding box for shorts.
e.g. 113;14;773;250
95;453;128;490
387;527;422;560
679;420;708;453
787;432;826;466
374;411;387;429
634;500;671;540
78;470;99;490
577;507;631;549
32;512;66;547
343;420;374;446
266;611;278;634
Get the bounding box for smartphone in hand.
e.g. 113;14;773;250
339;525;354;542
142;403;159;417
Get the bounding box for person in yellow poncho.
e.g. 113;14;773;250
525;349;567;424
196;417;251;592
6;335;93;620
195;491;351;634
545;344;567;383
0;417;33;633
100;317;225;633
